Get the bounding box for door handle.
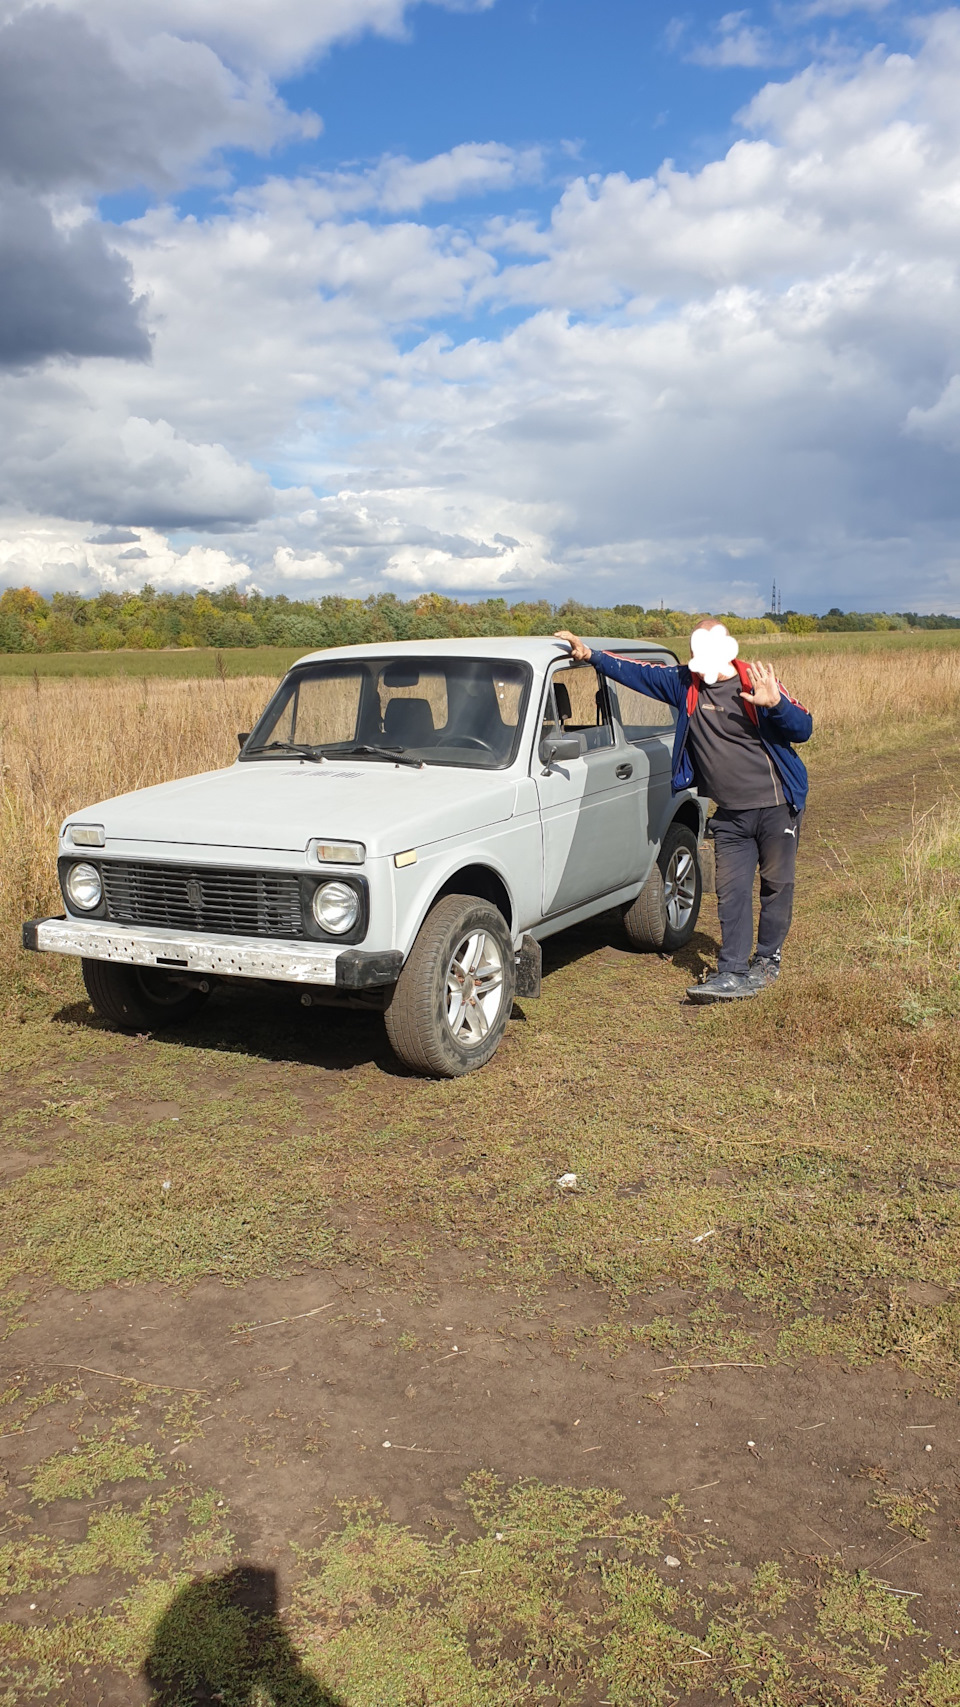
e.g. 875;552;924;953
616;762;633;779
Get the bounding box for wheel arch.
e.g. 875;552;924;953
667;797;705;842
430;863;514;931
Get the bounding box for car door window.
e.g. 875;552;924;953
546;665;614;752
609;679;677;744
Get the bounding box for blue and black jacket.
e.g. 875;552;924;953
588;649;813;811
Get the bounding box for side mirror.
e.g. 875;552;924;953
237;732;250;751
539;735;581;772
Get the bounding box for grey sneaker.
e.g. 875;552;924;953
747;953;781;992
686;971;756;1005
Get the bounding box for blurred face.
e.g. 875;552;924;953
689;621;739;684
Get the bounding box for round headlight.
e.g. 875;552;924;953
311;879;360;935
65;861;102;911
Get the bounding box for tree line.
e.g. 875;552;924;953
0;584;954;654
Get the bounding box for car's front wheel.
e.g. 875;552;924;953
82;959;210;1030
384;895;515;1076
622;822;702;952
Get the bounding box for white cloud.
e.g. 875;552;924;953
27;0;496;75
689;11;787;69
0;519;253;593
0;392;274;527
271;544;342;580
269;143;545;219
0;7;309;195
8;12;960;612
795;0;894;15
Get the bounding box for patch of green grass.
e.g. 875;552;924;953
76;1505;155;1574
182;1491;235;1565
1;1501;153;1600
0;1388;241;1702
287;1480;933;1707
749;1559;794;1617
0;1090;340;1289
817;1564;920;1646
0;646;302;680
27;1429;163;1504
900;1657;960;1704
0;1438;951;1707
869;1486;939;1542
2;628;959;684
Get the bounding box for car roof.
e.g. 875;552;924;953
291;636;679;669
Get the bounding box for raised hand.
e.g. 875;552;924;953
553;624;591;655
740;659;781;708
553;630;592;661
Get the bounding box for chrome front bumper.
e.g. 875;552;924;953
24;916;346;986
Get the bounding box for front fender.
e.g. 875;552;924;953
391;816;541;957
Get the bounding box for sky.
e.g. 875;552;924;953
1;0;959;614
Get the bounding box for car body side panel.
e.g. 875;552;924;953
612;733;675;890
536;749;643;914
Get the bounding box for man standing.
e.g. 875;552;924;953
553;621;813;1003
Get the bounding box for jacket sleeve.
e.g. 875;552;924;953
588;649;685;708
761;684;813;744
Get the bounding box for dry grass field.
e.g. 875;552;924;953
2;636;960;1705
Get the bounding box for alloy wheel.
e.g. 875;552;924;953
664;847;698;932
444;929;505;1044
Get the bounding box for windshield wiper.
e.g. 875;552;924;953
245;741;324;763
344;744;424;770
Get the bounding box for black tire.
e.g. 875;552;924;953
623;823;702;952
82;959;210;1030
384;894;516;1077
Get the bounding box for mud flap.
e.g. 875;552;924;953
515;933;542;999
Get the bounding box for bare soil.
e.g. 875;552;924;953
3;1269;959;1681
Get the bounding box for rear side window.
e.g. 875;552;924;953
609;672;677;744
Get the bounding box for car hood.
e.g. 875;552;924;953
71;759;520;859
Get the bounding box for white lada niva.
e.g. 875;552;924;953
24;638;706;1076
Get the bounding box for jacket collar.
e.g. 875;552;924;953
687;657;759;725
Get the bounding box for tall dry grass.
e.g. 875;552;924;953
849;794;960;974
3;648;960;968
764;644;960;745
1;674;272;959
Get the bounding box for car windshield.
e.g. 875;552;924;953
243;657;532;770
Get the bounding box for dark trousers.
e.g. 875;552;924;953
711;804;802;976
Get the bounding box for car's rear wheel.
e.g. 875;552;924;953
622;823;702;952
82;959;210;1030
384;894;515;1077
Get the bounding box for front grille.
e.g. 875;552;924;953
101;861;305;939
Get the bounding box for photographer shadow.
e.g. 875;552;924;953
143;1565;342;1707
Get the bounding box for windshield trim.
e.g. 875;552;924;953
240;656;533;772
